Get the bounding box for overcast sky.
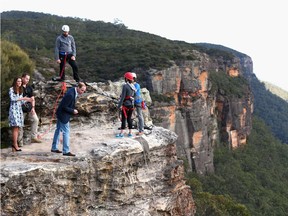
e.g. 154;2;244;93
1;0;287;91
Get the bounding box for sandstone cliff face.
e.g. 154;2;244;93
1;127;196;216
146;53;253;174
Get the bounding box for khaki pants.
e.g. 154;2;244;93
18;112;39;145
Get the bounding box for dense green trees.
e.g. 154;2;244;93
1;40;35;121
250;77;288;144
0;11;215;82
1;40;35;95
187;116;288;215
263;81;288;102
209;71;249;98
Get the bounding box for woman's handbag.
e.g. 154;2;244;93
22;102;33;113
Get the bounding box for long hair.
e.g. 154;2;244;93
11;77;23;95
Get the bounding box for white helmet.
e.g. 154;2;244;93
62;25;70;32
131;72;137;78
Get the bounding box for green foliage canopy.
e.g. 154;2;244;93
189;116;288;215
1;40;34;120
0;11;202;82
209;71;249;98
250;77;288;144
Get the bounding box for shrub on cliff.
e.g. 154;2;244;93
1;40;34;121
209;71;248;98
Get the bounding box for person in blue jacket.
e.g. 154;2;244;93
50;82;86;156
131;73;145;135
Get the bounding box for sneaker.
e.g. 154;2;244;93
128;133;133;138
63;152;75;156
31;138;42;143
51;149;62;153
116;133;124;138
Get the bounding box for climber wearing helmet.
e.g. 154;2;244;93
116;72;136;138
53;25;81;82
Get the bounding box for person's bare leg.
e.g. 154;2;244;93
12;127;21;151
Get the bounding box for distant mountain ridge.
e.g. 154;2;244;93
263;81;288;102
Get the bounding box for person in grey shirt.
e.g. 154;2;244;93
54;25;80;82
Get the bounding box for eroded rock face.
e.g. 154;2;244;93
0;127;195;215
148;57;253;174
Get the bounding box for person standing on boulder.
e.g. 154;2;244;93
53;25;80;82
50;82;86;156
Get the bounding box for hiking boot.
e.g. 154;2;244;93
116;133;124;138
31;138;42;143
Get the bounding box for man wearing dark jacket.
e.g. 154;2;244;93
50;82;86;156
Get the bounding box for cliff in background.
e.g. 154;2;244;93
145;51;254;174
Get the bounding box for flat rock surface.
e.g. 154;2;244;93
0;122;144;160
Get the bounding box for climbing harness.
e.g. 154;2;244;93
121;95;135;118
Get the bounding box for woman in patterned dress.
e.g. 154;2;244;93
8;77;33;152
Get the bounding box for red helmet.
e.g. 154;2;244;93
124;72;134;81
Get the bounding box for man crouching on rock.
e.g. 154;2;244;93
51;82;86;156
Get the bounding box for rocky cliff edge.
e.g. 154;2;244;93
0;80;195;216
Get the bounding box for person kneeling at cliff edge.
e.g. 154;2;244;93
51;82;86;156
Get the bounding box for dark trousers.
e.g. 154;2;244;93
59;54;80;82
121;108;134;129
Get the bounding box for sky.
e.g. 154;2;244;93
1;0;287;91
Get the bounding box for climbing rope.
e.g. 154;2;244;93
38;55;68;139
